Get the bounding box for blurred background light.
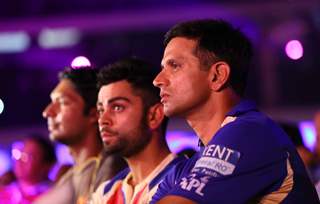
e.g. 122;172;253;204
285;40;303;60
0;149;11;175
0;31;30;53
38;27;81;49
166;131;198;153
55;144;74;165
11;141;24;160
11;148;22;161
48;144;74;180
299;120;316;151
71;56;91;68
0;98;4;114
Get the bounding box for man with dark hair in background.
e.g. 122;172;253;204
152;19;318;203
35;67;126;204
90;58;185;204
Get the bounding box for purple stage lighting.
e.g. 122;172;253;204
299;121;316;151
166;131;198;153
285;40;303;60
0;150;11;175
71;56;91;68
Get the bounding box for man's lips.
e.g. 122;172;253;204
160;92;170;103
99;127;118;141
47;122;58;132
100;131;115;138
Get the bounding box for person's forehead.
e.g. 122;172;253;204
98;80;141;102
50;79;81;100
22;140;43;155
162;37;198;61
165;37;197;52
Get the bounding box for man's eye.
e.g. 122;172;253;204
97;109;104;116
112;105;124;112
169;61;181;70
58;99;68;105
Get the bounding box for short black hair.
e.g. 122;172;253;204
164;19;253;96
98;57;168;133
59;67;98;115
25;134;57;164
98;58;160;108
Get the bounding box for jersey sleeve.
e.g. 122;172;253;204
150;166;178;204
150;155;198;204
164;120;290;203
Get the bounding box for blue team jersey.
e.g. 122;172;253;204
151;100;319;204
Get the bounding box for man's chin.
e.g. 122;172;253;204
49;133;58;142
49;133;67;144
163;106;174;117
164;107;181;117
103;145;123;155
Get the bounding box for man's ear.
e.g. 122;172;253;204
209;61;230;91
147;103;165;130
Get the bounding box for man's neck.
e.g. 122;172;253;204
69;132;102;165
186;90;241;145
126;136;171;187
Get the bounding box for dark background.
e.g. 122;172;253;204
0;0;319;153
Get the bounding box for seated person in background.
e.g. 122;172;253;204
35;67;127;204
0;135;56;204
90;58;185;204
280;122;317;181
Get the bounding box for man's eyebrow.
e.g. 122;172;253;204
108;96;131;104
51;92;74;101
97;101;103;107
98;97;131;106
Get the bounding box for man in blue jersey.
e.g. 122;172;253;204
152;19;319;203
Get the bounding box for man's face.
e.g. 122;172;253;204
43;79;92;145
13;140;48;182
97;80;151;158
153;37;212;117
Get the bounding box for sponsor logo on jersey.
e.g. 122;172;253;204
194;144;240;176
179;144;241;196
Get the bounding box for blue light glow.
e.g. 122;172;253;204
0;149;11;175
38;27;81;49
166;131;198;153
0;31;30;53
299;121;316;151
55;144;74;165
